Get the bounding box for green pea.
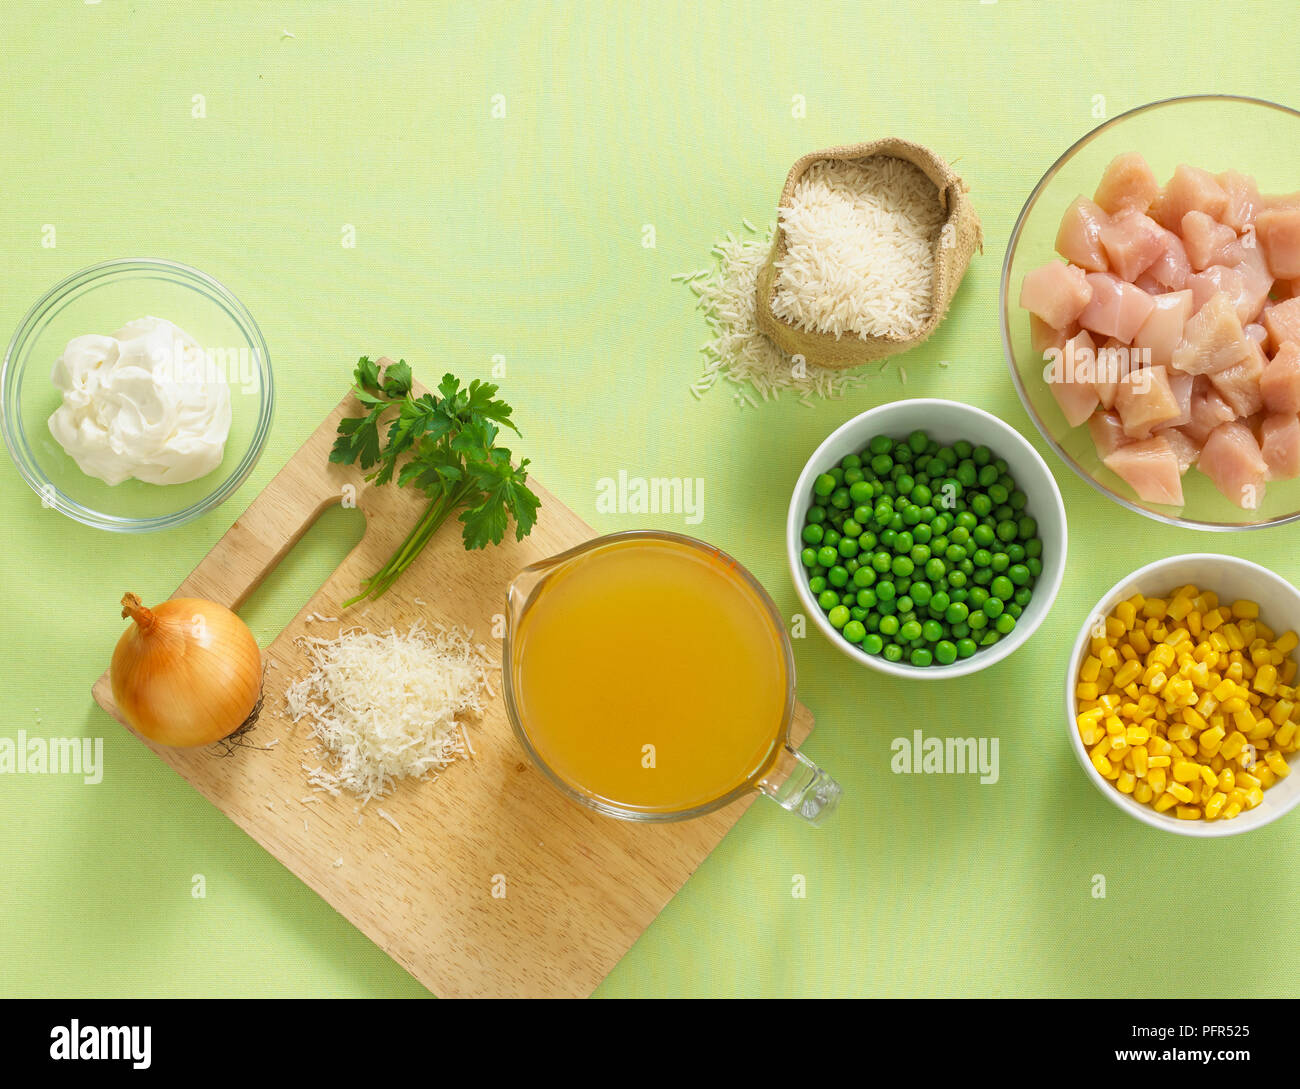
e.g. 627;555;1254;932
870;454;893;476
911;544;931;566
984;596;1005;619
947;570;968;589
954;638;976;658
813;474;836;497
844;468;864;486
990;575;1014;600
1007;602;1023;620
935;640;958;665
828;605;850;629
850;607;867;622
996;520;1018;542
968;609;989;631
987;483;1009;505
842;519;862;538
817;546;838;567
841;453;862;470
863;633;884;654
883;643;904;662
830;488;852;510
930;590;950;613
879;615;900;637
1025;538;1042;558
856;588;877;609
872;552;892;573
1014;587;1033;608
853;505;873;525
972;445;992;466
849;481;873;504
1009;563;1030;586
900;504;921;526
970;494;992;517
990;552;1010;573
1007;543;1026;563
801;547;818;568
912;484;932;506
838;537;859;559
972;524;995;548
802;524;824;545
913;523;932;545
977;464;998;487
843;620;866;644
973;548;992;567
824;528;842;547
1027;557;1043;578
876;581;896;603
944;545;965;563
888;512;905;532
897;620;921;642
860;531;878;551
994;613;1016;635
910;648;933;667
828;566;848;588
956;462;977;487
945;601;969;624
925;558;946;581
1018;516;1037;539
973;568;993;586
1010;489;1028;510
818;589;839;611
896;594;914;614
897;474;915;495
868;435;892;455
911;582;933;607
922;619;944;642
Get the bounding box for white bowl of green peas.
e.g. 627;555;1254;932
787;399;1067;678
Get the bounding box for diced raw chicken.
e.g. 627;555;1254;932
1078;273;1156;343
1092;338;1131;409
1087;410;1131;459
1030;313;1070;357
1160;426;1200;474
1145;227;1191;291
1260;414;1300;479
1104;435;1185;505
1263;296;1300;353
1093;153;1161;216
1055;196;1110;272
1218;171;1261;231
1261;341;1300;414
1045;331;1100;427
1257;205;1300;279
1099;211;1166;281
1181;211;1239;272
1208;344;1265;418
1152;165;1230;231
1198;420;1267;509
1187;262;1273;327
1020;262;1093;330
1182;376;1237;444
1164;369;1194;429
1170;292;1254;375
1132;289;1193;365
1116;364;1181;438
1245;323;1268;344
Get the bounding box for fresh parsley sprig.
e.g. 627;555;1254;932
330;357;541;606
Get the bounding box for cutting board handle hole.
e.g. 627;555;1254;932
237;504;366;644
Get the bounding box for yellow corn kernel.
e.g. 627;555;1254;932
1099;645;1120;669
1220;731;1247;759
1132;746;1148;778
1175;738;1198;757
1269;699;1294;725
1125;725;1148;746
1218;767;1236;793
1167;781;1194;803
1109;737;1130;760
1149;768;1168;796
1167;723;1192;742
1245;787;1265;809
1276;631;1299;655
1091;751;1113;777
1258;766;1277;788
1147;754;1171;769
1167;596;1193;622
1134;781;1154;804
1153;792;1178;812
1233;708;1257;733
1204;792;1227;820
1116;770;1136;794
1113;660;1142;689
1265;750;1291;779
1172;760;1200;783
1223;798;1244;819
1080;656;1102;683
1203;609;1225;632
1198;725;1226;755
1237;771;1262;792
1076;682;1099;701
1130;631;1151;654
1176;805;1202;820
1248;718;1275;741
1277;721;1297;748
1151;643;1177;668
1232;599;1259;620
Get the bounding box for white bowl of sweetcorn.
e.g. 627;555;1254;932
1066;554;1300;836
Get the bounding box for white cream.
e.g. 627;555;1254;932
47;316;232;486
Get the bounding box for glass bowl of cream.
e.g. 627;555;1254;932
1;259;273;531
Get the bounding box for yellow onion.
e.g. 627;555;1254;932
111;593;263;748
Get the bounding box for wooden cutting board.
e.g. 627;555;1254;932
92;367;814;998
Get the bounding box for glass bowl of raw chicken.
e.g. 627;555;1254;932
1002;95;1300;529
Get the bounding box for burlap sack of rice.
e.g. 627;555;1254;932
755;139;982;370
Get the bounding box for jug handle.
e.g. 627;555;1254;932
756;744;841;825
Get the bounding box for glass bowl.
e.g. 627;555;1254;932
1001;94;1300;530
1;258;273;532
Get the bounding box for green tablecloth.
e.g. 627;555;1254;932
3;0;1297;998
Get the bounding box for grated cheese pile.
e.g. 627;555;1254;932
683;222;868;406
285;621;491;804
770;156;945;341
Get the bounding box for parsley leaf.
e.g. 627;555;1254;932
332;361;542;605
